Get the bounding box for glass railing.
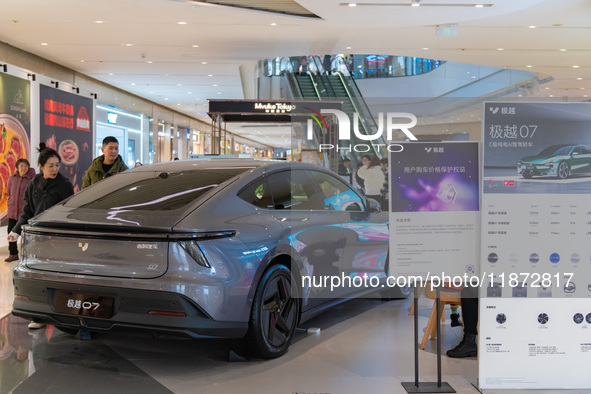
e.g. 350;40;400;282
264;55;444;79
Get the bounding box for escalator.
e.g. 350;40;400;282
283;56;386;173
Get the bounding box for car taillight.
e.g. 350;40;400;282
179;241;211;268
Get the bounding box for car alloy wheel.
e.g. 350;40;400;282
557;161;569;179
246;264;300;359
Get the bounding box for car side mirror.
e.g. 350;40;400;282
366;198;382;213
572;152;579;157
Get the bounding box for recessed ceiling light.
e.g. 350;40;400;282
201;61;207;65
573;65;580;68
80;60;85;62
559;48;567;51
188;92;192;94
192;45;199;48
270;22;277;26
131;83;136;86
528;25;536;29
108;73;114;75
497;48;504;51
178;21;187;25
549;95;554;97
346;46;352;50
577;77;583;80
422;47;429;50
526;65;533;68
545;87;549;89
213;84;218;86
41;42;48;46
95;20;104;24
217;92;222;94
348;3;357;6
165;98;169;100
177;103;181;105
208;74;213;77
147;61;153;64
475;4;484;7
177;84;182;86
411;3;420;6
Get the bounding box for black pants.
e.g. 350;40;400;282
7;218;18;256
461;286;478;335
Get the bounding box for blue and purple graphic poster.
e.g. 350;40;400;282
389;142;479;212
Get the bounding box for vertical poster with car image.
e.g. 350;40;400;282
479;102;591;390
0;73;31;225
388;141;480;279
39;84;93;193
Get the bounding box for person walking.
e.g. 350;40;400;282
7;143;74;330
5;159;36;262
82;136;128;188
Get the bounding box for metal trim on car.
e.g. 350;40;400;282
22;226;236;241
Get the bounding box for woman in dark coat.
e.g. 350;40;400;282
8;143;74;239
5;158;36;262
7;143;74;330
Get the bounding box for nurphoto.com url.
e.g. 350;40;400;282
301;272;574;292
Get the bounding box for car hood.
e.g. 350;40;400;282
520;154;566;163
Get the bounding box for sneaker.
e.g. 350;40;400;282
450;313;462;327
4;255;19;262
28;321;46;329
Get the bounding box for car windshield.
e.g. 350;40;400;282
538;145;573;157
65;168;251;211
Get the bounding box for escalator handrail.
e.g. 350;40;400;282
334;72;385;157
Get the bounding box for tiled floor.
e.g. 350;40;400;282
1;245;481;394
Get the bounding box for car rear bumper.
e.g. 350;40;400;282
12;278;248;338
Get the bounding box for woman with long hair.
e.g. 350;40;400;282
356;154;385;204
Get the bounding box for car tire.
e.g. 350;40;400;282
55;326;80;336
245;264;300;359
557;161;569;179
522;173;533;179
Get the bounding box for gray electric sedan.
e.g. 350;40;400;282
12;159;406;358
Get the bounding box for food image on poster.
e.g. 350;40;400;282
0;114;29;219
59;139;79;165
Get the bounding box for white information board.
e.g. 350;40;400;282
389;141;480;279
480;102;591;390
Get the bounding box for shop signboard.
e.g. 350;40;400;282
0;73;31;224
479;102;591;390
388;141;480;280
39;84;93;193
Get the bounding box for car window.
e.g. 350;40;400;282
238;178;273;209
573;147;583;155
307;170;365;212
267;170;318;210
580;146;591;155
65;168;248;211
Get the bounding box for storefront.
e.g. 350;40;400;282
96;104;152;167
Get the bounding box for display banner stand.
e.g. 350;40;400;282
402;286;456;393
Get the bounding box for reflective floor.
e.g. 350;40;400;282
1;243;480;394
28;235;591;393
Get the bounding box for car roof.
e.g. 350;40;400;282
129;158;328;174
